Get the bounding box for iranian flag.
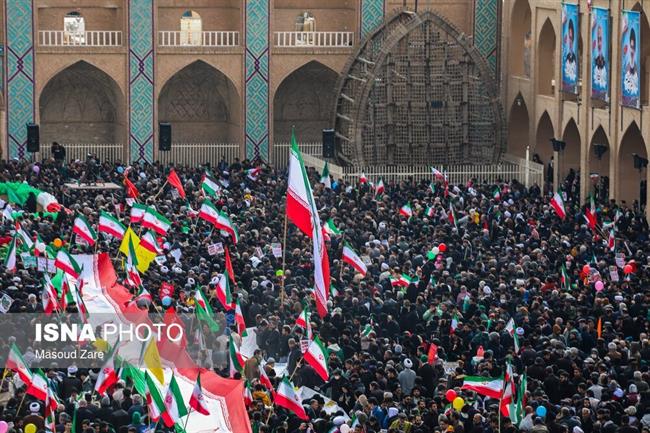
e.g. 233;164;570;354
425;206;435;218
286;131;330;317
128;286;153;309
125;238;142;288
295;305;310;329
7;343;33;385
144;372;165;423
431;167;445;180
94;346;119;395
505;318;520;353
448;202;457;227
201;170;221;196
259;364;273;390
15;222;33;250
225;246;236;283
247;167;261;181
189;373;210;416
399;274;418;287
27;369;49;401
98;211;126;240
275;377;308;420
142;208;171;235
140;231;161;254
399;202;413;219
3;236;16;272
323;219;341;236
198;199;220;225
450;313;459;334
608;229;616;252
560;264;571;290
55;249;81;279
229;335;245;378
72;284;89;323
42;274;61;315
359;173;368;184
375;178;385;196
216;272;234;310
493;186;501;201
500;363;516;417
243;381;253;406
130;203;148;224
214;210;239;244
342;243;367;276
584;194;597;229
73;215;97;246
234;299;247;336
461;376;505;399
163;374;188;427
320;162;331;188
304;336;329;381
550;191;566;220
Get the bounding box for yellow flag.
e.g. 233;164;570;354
143;338;164;384
119;227;157;273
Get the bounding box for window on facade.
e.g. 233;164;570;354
64;12;85;44
295;12;315;45
180;10;202;46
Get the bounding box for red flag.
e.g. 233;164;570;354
123;176;139;199
596;317;602;339
427;343;438;365
225;246;236;284
167;168;186;199
159;282;175;300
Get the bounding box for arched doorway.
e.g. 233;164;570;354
158;61;240;144
562;118;581;183
589;126;610;201
537;19;556;96
273;61;338;142
510;0;532;77
618;122;647;209
507;94;530;157
631;3;650;104
535;111;554;177
39;61;125;146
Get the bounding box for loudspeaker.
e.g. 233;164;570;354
159;123;172;151
322;129;335;158
26;123;40;153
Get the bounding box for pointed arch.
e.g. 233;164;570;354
510;0;532;77
158;60;241;143
618;121;647;206
507;93;530;157
589;125;610;200
562;118;581;178
39;60;126;145
537;18;557;96
535;111;555;167
273;60;339;143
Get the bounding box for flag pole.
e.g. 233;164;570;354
182;407;193;432
16;391;27;416
151;180;169;202
280;212;288;306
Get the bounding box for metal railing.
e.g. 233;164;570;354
271;142;322;169
158;31;240;47
39;31;123;47
157;143;241;167
274;31;354;48
37;143;125;162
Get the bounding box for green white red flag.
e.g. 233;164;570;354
142;208;171;235
3;235;16;272
375;178;385;196
320;162;331;188
144;371;165;423
235;298;247;336
461;376;504;399
55;249;82;279
73;215;97;246
275;377;308;420
7;343;32;385
139;231;161;254
216;272;234;310
342;243;367;276
27;369;49;401
189;373;210;416
323;219;341;236
259;364;273;390
201;170;221;196
94;345;119;395
163;374;188;427
399;203;413;219
229;335;245;378
550;191;566;220
98;211;126;240
304;336;329;381
42;274;61;315
130;203;147;224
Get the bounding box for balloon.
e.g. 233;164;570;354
624;264;633;275
535;406;547;417
582;264;591;274
340;426;351;433
595;281;604;292
432;247;440;255
439;243;447;252
162;296;172;307
452;397;465;411
276;269;284;277
0;421;8;433
53;238;63;248
445;389;457;402
25;424;36;433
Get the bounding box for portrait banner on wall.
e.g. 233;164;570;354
591;7;610;102
561;3;580;94
621;10;641;109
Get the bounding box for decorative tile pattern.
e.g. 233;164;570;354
473;0;500;79
129;0;154;163
4;0;35;159
361;0;384;39
245;0;270;162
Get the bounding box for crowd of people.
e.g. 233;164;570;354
0;154;648;433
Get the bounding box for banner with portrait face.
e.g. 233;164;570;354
621;10;641;109
561;3;580;94
591;7;610;101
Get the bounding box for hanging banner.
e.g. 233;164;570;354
591;7;610;101
561;3;580;94
621;10;641;109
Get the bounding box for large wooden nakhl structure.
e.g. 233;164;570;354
333;10;505;167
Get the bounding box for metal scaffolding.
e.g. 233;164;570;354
333;10;505;166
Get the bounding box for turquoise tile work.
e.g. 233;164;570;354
361;0;384;40
474;0;500;79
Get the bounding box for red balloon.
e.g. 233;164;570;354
582;264;591;274
445;389;457;402
439;243;447;253
624;264;633;275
